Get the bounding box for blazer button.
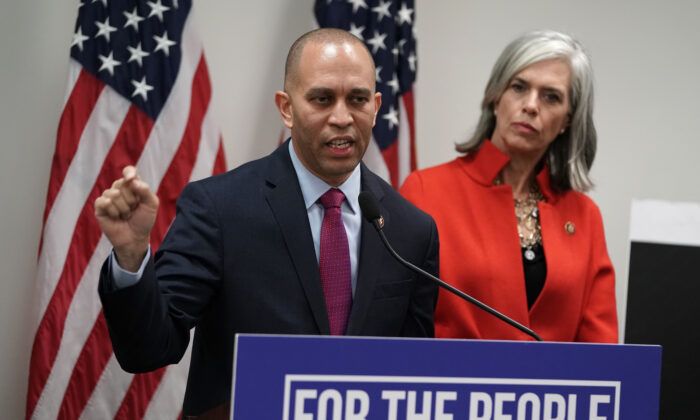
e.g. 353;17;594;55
565;221;575;235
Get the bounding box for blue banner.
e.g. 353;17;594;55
231;335;660;419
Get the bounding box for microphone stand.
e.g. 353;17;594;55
373;222;543;342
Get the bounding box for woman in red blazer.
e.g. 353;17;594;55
400;30;617;342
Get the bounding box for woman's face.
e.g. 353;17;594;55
491;59;572;162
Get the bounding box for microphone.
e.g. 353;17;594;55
358;191;543;342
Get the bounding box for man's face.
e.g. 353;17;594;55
277;41;381;186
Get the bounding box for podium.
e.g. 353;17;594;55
225;334;660;419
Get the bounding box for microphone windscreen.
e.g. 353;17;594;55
358;191;381;222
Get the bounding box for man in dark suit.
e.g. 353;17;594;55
95;28;439;417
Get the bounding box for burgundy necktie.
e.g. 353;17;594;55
318;188;352;335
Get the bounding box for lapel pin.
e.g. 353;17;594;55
565;222;575;235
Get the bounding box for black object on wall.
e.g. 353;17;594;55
625;241;700;420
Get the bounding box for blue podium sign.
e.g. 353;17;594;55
231;335;660;420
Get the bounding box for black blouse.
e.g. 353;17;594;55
522;243;546;309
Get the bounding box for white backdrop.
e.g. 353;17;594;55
2;1;699;416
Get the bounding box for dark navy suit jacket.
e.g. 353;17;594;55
98;141;439;416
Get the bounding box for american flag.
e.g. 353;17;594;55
26;0;225;418
315;0;418;188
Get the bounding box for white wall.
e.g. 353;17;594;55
2;1;698;417
1;1;77;414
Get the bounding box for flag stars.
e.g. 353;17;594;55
92;0;107;7
154;31;177;56
397;39;407;53
371;0;392;22
397;3;414;25
123;7;144;30
366;30;387;54
382;106;399;130
407;52;417;72
131;76;154;101
98;52;121;76
346;0;368;13
387;73;400;94
127;42;149;67
148;0;170;22
394;39;407;64
375;66;383;83
71;26;89;51
349;22;365;41
94;17;117;42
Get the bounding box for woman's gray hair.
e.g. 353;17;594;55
456;30;596;192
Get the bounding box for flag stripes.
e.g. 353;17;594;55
141;346;192;420
42;70;105;237
27;2;224;418
31;236;111;420
29;103;153;419
57;311;112;419
114;368;168;419
152;54;211;245
33;84;131;337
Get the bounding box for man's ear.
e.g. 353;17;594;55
275;91;293;129
371;92;382;126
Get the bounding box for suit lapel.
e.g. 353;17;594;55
264;142;330;334
346;165;387;335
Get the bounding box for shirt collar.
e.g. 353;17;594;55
288;141;361;213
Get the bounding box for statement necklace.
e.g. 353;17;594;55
496;175;545;261
514;184;545;260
